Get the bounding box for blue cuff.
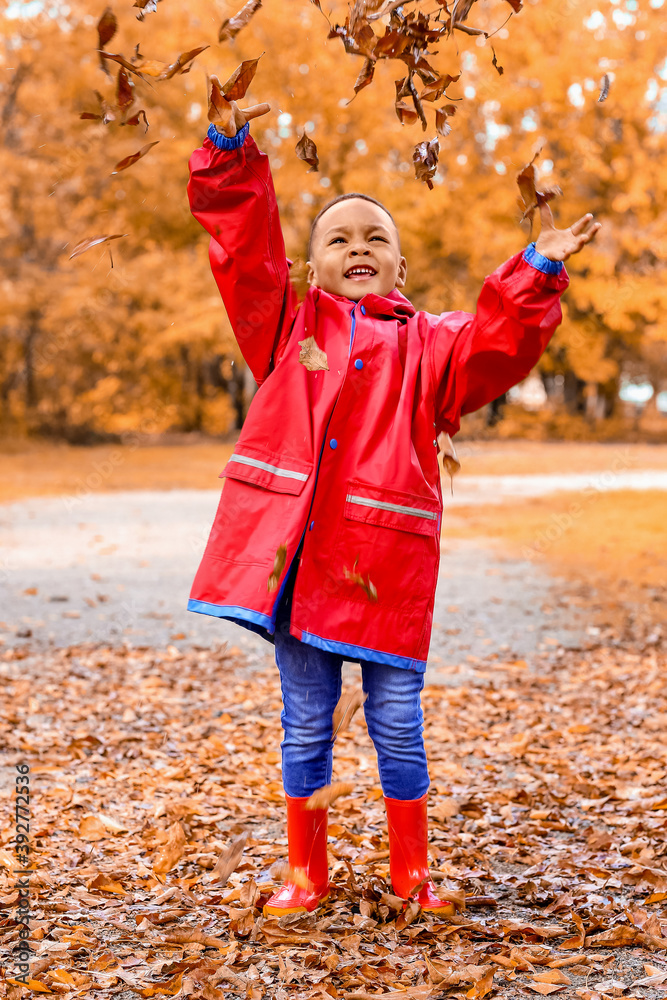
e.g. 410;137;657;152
523;241;563;275
207;121;249;150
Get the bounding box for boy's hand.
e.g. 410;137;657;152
209;75;270;137
534;202;601;262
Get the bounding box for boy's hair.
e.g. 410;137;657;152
307;193;399;261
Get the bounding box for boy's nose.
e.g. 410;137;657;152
349;247;371;255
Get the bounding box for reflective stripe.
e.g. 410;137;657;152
228;454;308;481
346;494;439;521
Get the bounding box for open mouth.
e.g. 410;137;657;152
344;265;377;280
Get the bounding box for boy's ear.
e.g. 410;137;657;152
395;255;408;289
306;261;316;285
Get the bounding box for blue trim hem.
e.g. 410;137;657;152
299;629;426;673
187;598;273;632
523;241;563;275
207;121;249;151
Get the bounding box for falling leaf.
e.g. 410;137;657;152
420;73;460;102
153;821;186;874
306;781;354;810
343;559;378;601
267;543;287;592
516;151;563;225
598;73;611;102
295;131;319;171
219;0;263;42
122;109;149;131
298;335;329;372
68;233;128;260
111;141;159;174
134;0;161;21
99;46;208;81
289;258;311;302
208;76;234;131
352;57;375;96
332;688;368;739
269;861;313;890
222;56;263;101
435;106;455;137
491;46;504;75
116;68;134;112
210;832;247;886
413;137;440;189
97;7;117;49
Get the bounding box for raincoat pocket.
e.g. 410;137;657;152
330;481;441;612
221;448;313;496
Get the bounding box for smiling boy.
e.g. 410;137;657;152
187;95;599;915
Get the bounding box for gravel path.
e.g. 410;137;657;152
3;471;653;671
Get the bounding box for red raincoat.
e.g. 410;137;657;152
186;124;569;671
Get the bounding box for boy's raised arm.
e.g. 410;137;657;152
430;206;600;434
187;96;298;386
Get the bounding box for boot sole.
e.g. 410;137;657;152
263;892;329;918
419;902;455;916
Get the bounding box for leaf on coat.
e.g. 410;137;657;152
598;72;611;102
153;821;186;874
219;0;263;42
295;131;319;172
298;336;329;372
332;688;368;739
306;781;354;810
210;832;247;886
69;234;127;260
438;431;461;492
516;151;562;225
413;137;440;190
111;141;159;174
222;56;263;102
269;860;313;890
267;543;287;592
343;559;378;602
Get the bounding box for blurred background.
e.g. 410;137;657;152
1;0;665;660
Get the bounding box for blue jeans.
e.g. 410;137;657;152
274;592;430;800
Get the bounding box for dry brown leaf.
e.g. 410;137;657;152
598;73;611;102
343;559;378;602
526;984;566;996
269;860;313;890
466;967;495;999
295;131;319;172
413;137;440;189
134;0;161;21
69;234;127;260
97;7;117;52
153;821;186;874
210;832;247;886
533;970;572;984
516;151;562;225
267;543;287;592
332;687;368;739
111;141;159;174
219;0;263;42
78;814;109;841
306;781;354;810
298;335;329;372
222;56;263;101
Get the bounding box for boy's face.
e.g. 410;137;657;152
306;199;407;302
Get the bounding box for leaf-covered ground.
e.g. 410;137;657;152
2;634;666;1000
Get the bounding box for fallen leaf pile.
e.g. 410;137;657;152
1;639;666;999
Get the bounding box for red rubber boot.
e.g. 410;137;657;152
263;794;329;917
384;793;455;914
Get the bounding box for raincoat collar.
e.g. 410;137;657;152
303;286;416;335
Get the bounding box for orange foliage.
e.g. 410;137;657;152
1;0;665;439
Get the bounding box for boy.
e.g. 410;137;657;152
187;92;599;916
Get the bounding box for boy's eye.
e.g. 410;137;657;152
370;236;387;242
329;237;346;244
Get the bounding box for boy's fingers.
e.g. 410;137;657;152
570;213;594;236
244;102;271;122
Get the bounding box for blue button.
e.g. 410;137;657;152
309;520;315;531
329;438;338;449
354;358;363;370
360;305;366;315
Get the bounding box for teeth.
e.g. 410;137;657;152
347;267;375;276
